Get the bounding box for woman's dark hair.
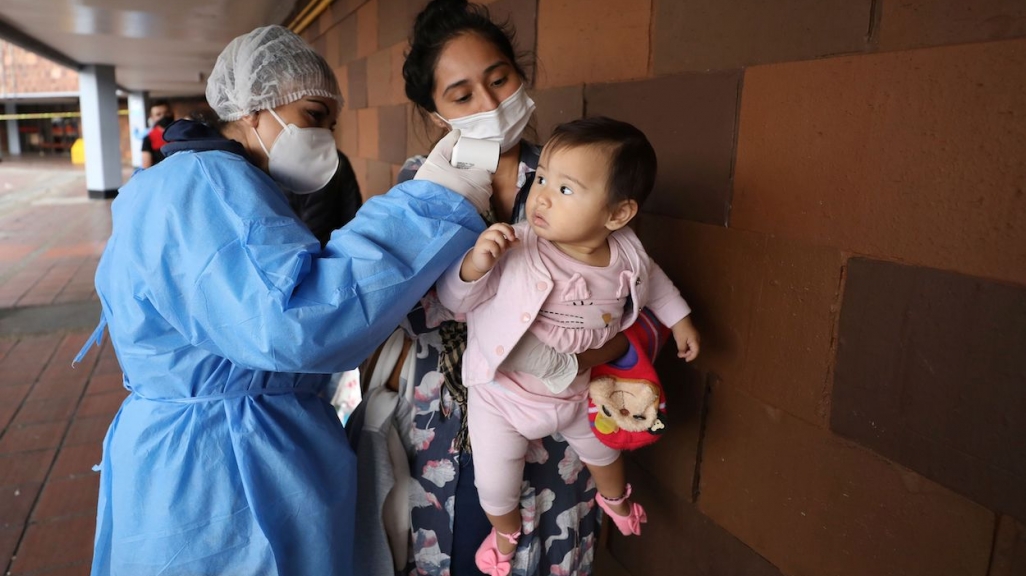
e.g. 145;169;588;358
403;0;528;113
546;117;658;208
185;107;219;127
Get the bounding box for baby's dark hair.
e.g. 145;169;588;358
546;117;658;207
403;0;527;113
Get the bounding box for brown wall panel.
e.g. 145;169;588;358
350;156;369;201
347;57;369;109
832;258;1026;521
877;0;1026;52
336;14;359;67
366;159;393;197
378;0;414;49
378;103;409;164
488;0;538;84
536;0;650;88
700;385;994;576
586;73;741;224
334;64;349;103
389;43;408;106
366;49;391;107
357;107;379;159
329;0;364;28
319;1;344;33
732;39;1026;284
530;84;582;143
606;459;784;576
654;0;872;74
638;215;842;426
311;35;328;66
627;352;705;504
405;105;443;159
357;0;380;58
989;516;1026;576
323;23;342;68
339;108;360;159
390;163;403;186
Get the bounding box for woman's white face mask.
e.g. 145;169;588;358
436;84;536;153
253;108;339;194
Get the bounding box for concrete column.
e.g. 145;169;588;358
127;91;147;169
5;102;21;156
78;64;121;199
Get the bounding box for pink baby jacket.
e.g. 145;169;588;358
436;221;691;387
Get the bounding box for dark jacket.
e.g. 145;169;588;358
283;152;361;247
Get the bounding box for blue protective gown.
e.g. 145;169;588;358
86;146;483;575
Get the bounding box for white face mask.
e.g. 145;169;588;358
436;83;536;153
253;108;339;194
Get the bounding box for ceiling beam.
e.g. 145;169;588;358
0;16;82;71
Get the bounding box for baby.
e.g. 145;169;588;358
436;117;699;575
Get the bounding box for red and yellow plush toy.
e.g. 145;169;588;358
587;309;671;451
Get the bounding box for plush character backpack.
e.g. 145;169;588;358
587;309;671;450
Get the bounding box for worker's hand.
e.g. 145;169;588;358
414;129;493;214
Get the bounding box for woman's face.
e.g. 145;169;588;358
246;96;338;170
431;32;522;124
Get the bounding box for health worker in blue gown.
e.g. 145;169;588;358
78;24;491;576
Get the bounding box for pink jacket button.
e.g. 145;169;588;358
536;281;547;291
495;346;505;356
521;313;531;323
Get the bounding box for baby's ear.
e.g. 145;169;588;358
606;199;638;231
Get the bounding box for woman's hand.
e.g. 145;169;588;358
460;223;517;282
414;129;493;213
576;333;630;373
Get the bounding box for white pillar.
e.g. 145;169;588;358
5;102;21;156
127;91;147;169
78;64;122;199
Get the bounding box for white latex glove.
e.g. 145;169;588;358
414;129;493;214
501;332;580;394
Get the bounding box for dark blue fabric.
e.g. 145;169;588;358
451;452;489;576
161;119;249;159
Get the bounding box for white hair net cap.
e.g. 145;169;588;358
206;25;343;121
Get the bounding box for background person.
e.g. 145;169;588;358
140;99;173;168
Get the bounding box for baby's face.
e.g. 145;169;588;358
527;144;616;257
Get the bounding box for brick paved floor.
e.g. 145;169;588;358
0;159;126;575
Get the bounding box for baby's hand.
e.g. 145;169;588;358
671;316;700;362
461;223;518;281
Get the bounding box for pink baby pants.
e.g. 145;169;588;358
467;373;620;516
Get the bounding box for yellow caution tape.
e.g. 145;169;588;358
0;109;129;120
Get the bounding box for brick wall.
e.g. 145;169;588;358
0;41;78;95
305;1;1026;574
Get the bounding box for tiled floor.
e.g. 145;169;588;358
0;159;125;575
